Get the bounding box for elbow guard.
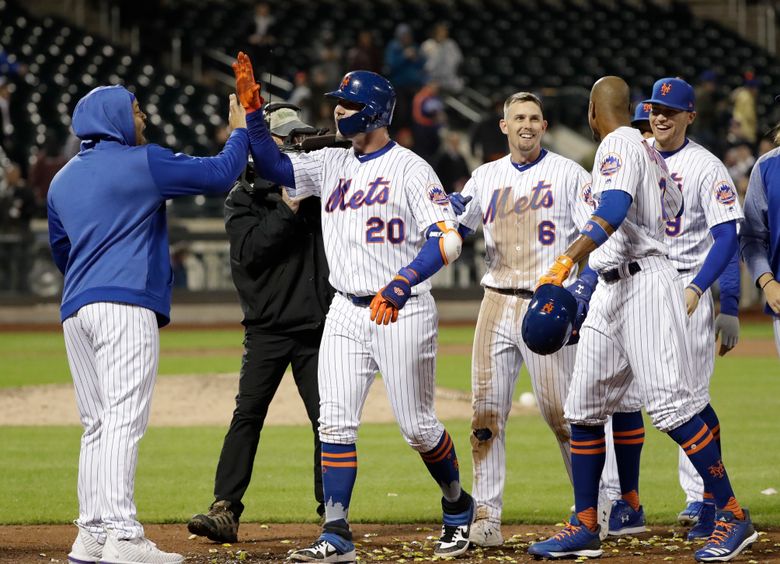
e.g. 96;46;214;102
429;220;463;264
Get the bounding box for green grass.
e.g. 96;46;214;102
1;325;779;526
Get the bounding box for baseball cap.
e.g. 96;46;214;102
267;107;317;137
631;101;652;124
646;77;695;112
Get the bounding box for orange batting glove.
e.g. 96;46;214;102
370;292;400;325
232;51;264;113
537;255;575;288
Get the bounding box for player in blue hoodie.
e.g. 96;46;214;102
48;85;248;564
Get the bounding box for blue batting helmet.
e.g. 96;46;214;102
522;284;578;355
326;71;396;136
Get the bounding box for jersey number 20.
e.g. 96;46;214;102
366;217;405;244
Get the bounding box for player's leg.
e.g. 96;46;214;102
290;295;375;562
626;261;756;562
373;293;473;558
469;290;522;546
774;318;780;357
189;329;293;542
63;311;107;562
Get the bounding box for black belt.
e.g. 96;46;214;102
487;286;534;299
677;268;692;274
599;262;641;283
339;292;374;307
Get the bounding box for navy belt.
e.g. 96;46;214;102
600;262;641;283
339;292;374;307
487;286;534;299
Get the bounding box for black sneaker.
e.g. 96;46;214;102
187;500;239;543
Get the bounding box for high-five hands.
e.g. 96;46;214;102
232;51;264;113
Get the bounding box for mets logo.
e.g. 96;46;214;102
708;460;726;479
541;302;555;314
340;75;351;90
661;82;672;96
599;153;622;176
714;181;736;206
582;183;596;209
642;102;652;113
428;184;449;206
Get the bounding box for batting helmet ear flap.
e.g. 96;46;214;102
326;70;396;136
522;284;579;355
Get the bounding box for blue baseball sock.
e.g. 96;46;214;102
571;424;606;530
420;430;462;502
696;404;721;503
321;443;357;526
612;411;644;510
667;416;743;518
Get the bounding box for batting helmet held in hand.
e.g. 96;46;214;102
522;284;578;355
326;71;396;136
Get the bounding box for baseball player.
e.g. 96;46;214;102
233;52;474;561
48;86;249;564
631;102;653;138
600;78;743;540
449;92;607;547
741;121;780;357
527;76;756;562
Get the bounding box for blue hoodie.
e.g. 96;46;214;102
47;85;249;326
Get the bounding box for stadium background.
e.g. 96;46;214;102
1;1;780;563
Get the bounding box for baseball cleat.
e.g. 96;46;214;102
678;500;706;526
607;499;647;536
68;526;103;564
187;500;239;543
597;489;611;540
434;494;474;557
469;518;503;547
688;502;717;540
287;533;356;562
99;534;183;564
527;515;603;559
694;509;758;562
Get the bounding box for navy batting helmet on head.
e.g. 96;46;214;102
326;71;396;137
522;284;578;355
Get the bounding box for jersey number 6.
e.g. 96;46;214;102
538;220;556;245
366;217;405;244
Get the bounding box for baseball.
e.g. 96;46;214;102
519;392;536;407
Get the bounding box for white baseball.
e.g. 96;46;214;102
519;392;536;407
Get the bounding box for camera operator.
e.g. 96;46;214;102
188;103;335;542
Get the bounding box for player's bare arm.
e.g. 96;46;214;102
538;216;615;286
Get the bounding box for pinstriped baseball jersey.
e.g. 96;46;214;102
588;127;682;271
654;138;744;270
287;142;456;296
459;151;592;289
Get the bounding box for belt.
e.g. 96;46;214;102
677;268;692;274
339;292;374;307
487;286;534;299
599;262;641;283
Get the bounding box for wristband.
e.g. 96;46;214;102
580;220;609;246
761;276;776;290
686;283;703;297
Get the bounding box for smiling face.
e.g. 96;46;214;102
650;104;695;150
500;98;547;161
132;99;147;146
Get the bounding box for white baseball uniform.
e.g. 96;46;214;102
285;141;456;450
565;127;706;432
601;139;743;501
457;150;592;523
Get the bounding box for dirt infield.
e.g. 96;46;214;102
1;523;778;563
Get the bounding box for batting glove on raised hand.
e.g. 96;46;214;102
370;269;416;325
232;51;264;113
566;276;595;345
537;255;574;288
714;313;739;356
448;193;472;216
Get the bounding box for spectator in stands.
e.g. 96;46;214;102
432;130;470;195
246;3;277;74
730;73;759;146
689;70;720;153
470;96;507;163
384;23;425;130
346;31;383;74
412;81;446;162
0;78;15;158
0;161;35;292
29;136;68;216
725;142;756;200
758;130;778;157
0;46;26;79
313;28;343;87
420;23;463;94
288;71;312;123
307;67;330;131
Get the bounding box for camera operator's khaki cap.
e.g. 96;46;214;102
269;107;317;137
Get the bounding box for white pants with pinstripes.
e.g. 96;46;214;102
774;318;780;357
63;302;159;541
470;288;575;523
317;292;445;452
566;256;707;432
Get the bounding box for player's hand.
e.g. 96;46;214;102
370;276;412;325
228;93;247;131
537;255;574;288
684;286;701;316
448;193;472;216
566;276;595;345
714;313;739;356
232;51;264;113
763;279;780;314
281;187;301;213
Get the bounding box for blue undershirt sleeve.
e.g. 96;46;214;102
691;220;738;295
717;248;741;316
592;190;633;228
246;110;295;188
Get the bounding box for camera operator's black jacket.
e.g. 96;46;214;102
224;180;333;331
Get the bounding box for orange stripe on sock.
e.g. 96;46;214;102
577;507;597;530
684;431;713;455
681;424;709;450
722;497;744;520
423;433;452;460
711;424;720;436
622;490;640;511
571;447;606;455
613;428;644;438
703;492;714;500
571;438;606;447
614;437;645;445
422;442;454;464
322;461;358;468
322;451;357;459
